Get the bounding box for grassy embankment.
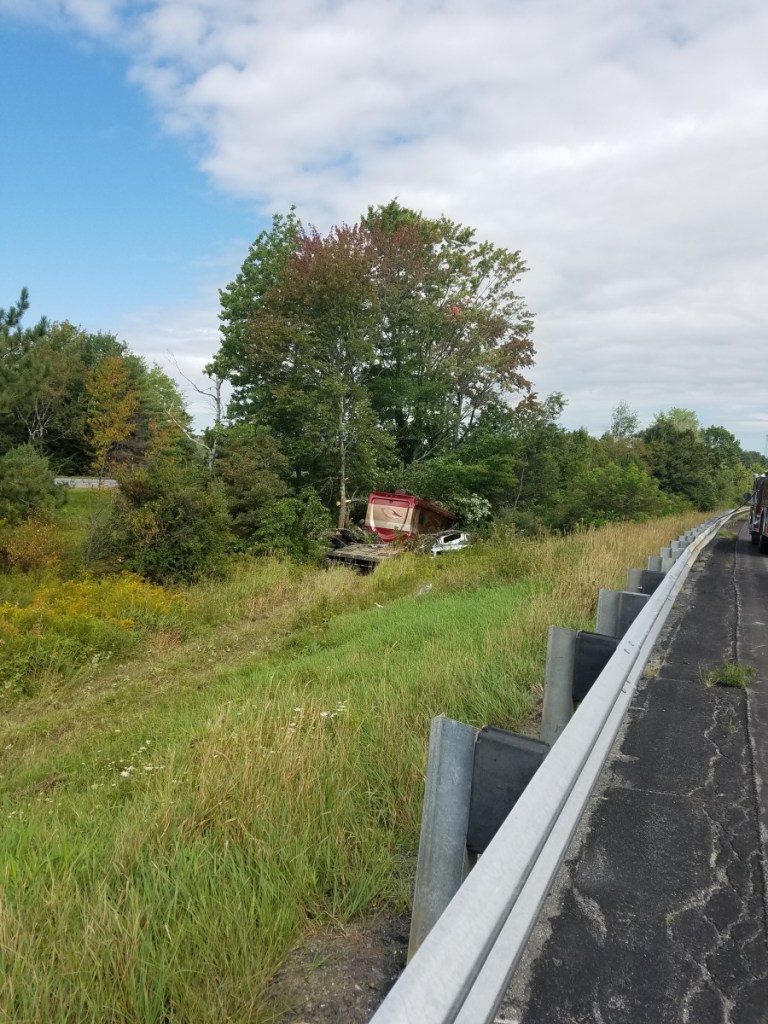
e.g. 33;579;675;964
0;498;704;1022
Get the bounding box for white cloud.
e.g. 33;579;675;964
9;0;768;447
0;0;123;33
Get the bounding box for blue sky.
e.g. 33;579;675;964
1;12;263;422
2;1;767;451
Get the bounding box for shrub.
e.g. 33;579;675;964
0;515;63;577
250;489;331;561
0;445;65;525
103;460;232;584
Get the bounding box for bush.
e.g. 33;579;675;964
103;461;232;584
0;515;63;577
558;462;689;530
249;489;331;561
0;445;65;525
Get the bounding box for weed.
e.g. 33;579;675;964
0;573;189;702
702;660;756;690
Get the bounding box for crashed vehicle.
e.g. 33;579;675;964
431;530;471;556
326;492;458;573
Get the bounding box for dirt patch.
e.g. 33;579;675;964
268;913;409;1024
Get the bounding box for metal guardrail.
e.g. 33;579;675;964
54;477;118;489
371;510;737;1024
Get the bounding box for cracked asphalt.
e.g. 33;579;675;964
498;520;768;1024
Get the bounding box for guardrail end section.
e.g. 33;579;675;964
408;716;476;961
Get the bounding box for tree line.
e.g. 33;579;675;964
1;201;759;582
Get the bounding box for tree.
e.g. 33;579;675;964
86;355;141;482
168;355;226;471
641;414;708;508
228;223;397;526
214;424;290;541
740;449;766;474
248;489;331;561
701;426;753;505
363;200;535;463
564;461;685;528
0;289;50;454
213;203;536;519
0;445;64;525
639;410;753;510
608;401;639;440
653;407;700;433
214;207;301;417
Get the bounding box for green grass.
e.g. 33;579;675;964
702;659;756;689
0;512;704;1022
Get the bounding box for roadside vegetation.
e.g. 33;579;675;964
0;200;759;1021
1;507;703;1023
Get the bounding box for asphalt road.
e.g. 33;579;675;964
499;519;768;1024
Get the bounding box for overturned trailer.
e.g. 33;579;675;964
325;492;458;573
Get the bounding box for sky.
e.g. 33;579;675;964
1;0;767;452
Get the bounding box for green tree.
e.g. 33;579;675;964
564;461;685;528
248;489;331;561
608;401;639;440
213;203;536;519
0;289;50;453
641;415;708;508
740;449;766;474
214;207;301;417
701;426;753;505
227;223;397;525
0;445;64;525
641;410;751;510
214;424;290;542
363;200;535;463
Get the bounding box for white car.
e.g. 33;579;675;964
431;530;470;556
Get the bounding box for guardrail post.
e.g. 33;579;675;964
540;626;577;747
627;567;643;592
596;589;650;638
408;716;477;961
627;568;666;595
647;554;663;571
